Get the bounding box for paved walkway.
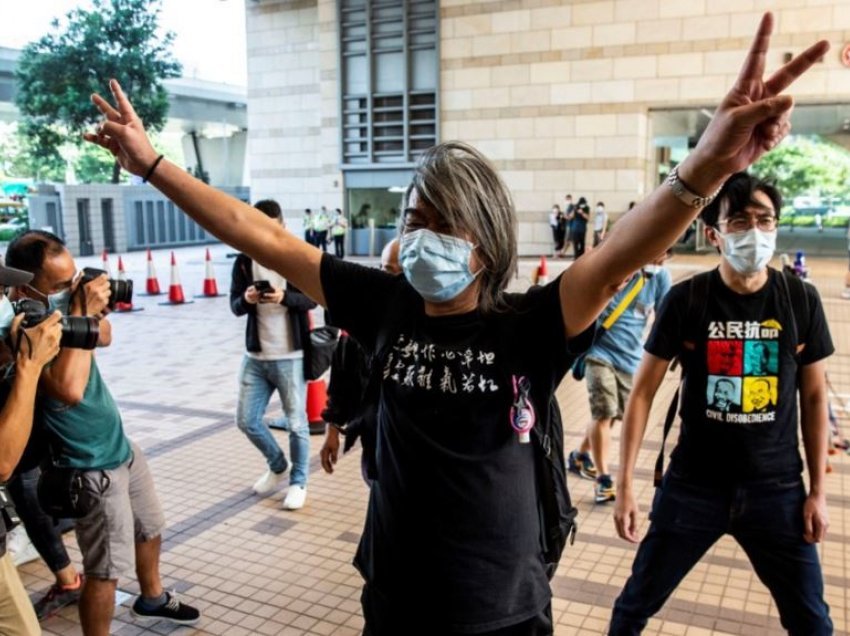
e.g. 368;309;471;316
14;246;850;635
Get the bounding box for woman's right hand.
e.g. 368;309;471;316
320;426;341;474
13;312;62;369
84;80;160;178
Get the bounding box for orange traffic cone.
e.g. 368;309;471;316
306;311;329;435
159;252;193;305
195;248;222;298
537;255;549;286
144;248;161;295
101;249;112;277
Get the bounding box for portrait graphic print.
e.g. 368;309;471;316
705;319;779;424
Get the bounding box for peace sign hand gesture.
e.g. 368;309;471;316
83;79;160;177
684;13;829;193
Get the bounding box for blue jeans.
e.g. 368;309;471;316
236;355;309;486
610;471;832;636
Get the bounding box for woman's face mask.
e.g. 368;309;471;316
400;229;481;303
718;227;776;275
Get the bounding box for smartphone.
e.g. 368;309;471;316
252;280;272;296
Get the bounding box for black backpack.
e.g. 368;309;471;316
654;268;810;486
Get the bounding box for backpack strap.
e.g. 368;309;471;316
653;270;711;487
776;269;809;357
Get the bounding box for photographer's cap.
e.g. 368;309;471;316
0;256;33;286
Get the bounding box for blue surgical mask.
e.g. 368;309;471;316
720;228;776;275
400;229;480;303
0;297;14;340
47;288;72;315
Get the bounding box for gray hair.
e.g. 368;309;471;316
403;141;518;313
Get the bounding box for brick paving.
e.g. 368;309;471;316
13;245;850;635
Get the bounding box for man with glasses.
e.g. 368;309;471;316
611;173;834;635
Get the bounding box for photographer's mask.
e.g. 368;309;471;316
25;281;75;315
400;229;481;303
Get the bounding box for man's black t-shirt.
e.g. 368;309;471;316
646;268;833;484
320;254;590;632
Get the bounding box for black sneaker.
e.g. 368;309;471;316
33;576;83;620
131;592;200;626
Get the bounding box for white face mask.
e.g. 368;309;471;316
643;264;662;276
596;206;604;213
719;228;776;275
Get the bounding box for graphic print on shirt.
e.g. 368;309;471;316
705;319;780;424
382;333;500;395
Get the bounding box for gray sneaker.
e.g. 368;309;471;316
33;577;83;620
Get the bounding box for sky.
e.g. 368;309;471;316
1;0;247;87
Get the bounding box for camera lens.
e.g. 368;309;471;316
108;279;133;307
60;317;99;350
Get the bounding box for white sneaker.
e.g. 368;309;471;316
252;467;288;496
282;485;307;510
8;527;40;566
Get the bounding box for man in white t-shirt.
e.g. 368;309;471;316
230;200;317;510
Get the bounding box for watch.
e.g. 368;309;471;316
666;165;722;209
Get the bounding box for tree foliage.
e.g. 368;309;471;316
751;135;850;201
14;0;181;183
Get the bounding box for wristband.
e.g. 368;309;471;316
666;165;723;209
142;154;165;183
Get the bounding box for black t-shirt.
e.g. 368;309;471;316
646;268;833;484
321;254;590;632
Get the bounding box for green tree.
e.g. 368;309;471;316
14;0;181;183
0;125;65;183
751;135;850;201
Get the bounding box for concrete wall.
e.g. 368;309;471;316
245;0;343;233
245;0;850;254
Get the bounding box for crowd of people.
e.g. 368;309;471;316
0;12;839;636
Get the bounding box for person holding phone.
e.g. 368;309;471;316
229;200;317;510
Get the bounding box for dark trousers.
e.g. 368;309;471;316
316;230;328;252
361;585;553;636
6;468;71;574
572;227;586;258
609;472;832;636
334;235;345;258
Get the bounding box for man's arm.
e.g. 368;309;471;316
799;360;829;543
559;15;827;338
613;352;669;543
0;314;62;481
230;256;253;317
40;276;111;405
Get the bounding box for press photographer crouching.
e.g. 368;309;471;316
5;231;200;636
0;258;62;636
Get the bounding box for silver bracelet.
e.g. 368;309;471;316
666;165;723;209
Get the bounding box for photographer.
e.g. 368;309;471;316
231;200;316;510
6;231;200;636
0;259;62;636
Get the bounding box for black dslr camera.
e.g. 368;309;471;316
12;299;100;350
80;267;133;310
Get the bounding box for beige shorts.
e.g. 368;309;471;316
0;552;40;635
585;359;633;421
75;441;166;580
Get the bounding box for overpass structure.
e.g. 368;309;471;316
0;47;249;187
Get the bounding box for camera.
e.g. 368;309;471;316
12;299;99;350
80;267;133;309
252;280;272;296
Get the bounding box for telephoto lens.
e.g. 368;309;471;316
80;267;133;309
13;299;99;350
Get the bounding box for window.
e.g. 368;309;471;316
339;0;438;166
